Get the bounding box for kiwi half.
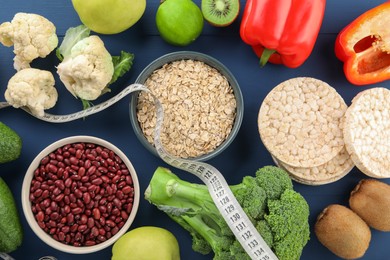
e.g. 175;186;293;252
201;0;240;27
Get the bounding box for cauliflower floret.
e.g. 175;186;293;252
5;68;58;117
57;35;114;101
0;13;58;71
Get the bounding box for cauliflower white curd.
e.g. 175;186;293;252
5;68;58;117
0;13;58;71
57;35;114;101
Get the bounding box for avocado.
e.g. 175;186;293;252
0;122;22;164
0;177;23;252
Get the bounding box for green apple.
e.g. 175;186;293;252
112;226;180;260
71;0;146;34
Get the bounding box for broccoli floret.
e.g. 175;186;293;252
255;166;293;200
229;240;251;260
255;220;274;246
145;166;310;260
230;176;267;220
265;189;310;260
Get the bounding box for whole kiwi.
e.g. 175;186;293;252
315;204;371;259
349;179;390;231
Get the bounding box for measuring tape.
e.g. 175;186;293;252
0;83;278;260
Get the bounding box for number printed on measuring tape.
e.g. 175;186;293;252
0;83;279;260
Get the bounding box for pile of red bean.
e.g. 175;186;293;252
29;142;135;247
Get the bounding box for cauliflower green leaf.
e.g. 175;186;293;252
56;25;90;61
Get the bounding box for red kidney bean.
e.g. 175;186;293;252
77;199;84;208
125;203;133;214
61;226;70;234
79;185;87;192
80;214;88;224
87;218;95;228
33;188;43;198
74;189;83;199
49;227;57;235
75;232;82;242
111;175;120;184
116;191;124;201
36;211;44;222
85;240;96;246
30;142;135;247
76;149;83;159
41;156;50;165
87;165;97;176
53;187;61;196
69;156;79;166
54;194;65;202
70;224;79;233
72;207;83;215
122;186;132;194
92;208;101;220
78;224;88;233
91;177;103;186
58;231;65;241
106;185;113;195
98;228;106;236
65;234;71;244
99;205;107;214
55;180;65;190
67;214;74;225
78;167;86;177
118;181;126;189
50;201;58;211
99;217;106;226
83;192;91;204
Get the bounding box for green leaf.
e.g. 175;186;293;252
81;98;93;110
55;48;64;61
57;25;91;60
110;51;135;84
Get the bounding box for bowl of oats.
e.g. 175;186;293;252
129;51;243;161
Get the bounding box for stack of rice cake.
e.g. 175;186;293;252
258;77;389;185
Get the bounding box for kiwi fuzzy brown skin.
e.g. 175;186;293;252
315;204;371;259
201;0;240;27
349;179;390;231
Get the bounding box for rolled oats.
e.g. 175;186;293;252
136;59;237;158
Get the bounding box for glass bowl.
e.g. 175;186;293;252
129;51;244;161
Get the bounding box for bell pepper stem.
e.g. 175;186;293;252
260;48;276;67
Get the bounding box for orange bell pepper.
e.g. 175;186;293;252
335;1;390;85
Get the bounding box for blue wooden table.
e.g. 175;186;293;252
1;1;389;259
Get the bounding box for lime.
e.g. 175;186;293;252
156;0;204;46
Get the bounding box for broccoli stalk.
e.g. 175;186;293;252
144;167;232;255
144;166;310;260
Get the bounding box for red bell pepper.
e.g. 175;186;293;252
335;1;390;85
240;0;326;68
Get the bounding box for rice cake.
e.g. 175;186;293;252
272;147;354;185
258;77;347;168
343;87;390;178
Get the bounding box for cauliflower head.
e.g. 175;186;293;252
0;13;58;71
5;68;58;117
57;35;114;101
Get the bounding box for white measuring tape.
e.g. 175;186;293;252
0;83;278;260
